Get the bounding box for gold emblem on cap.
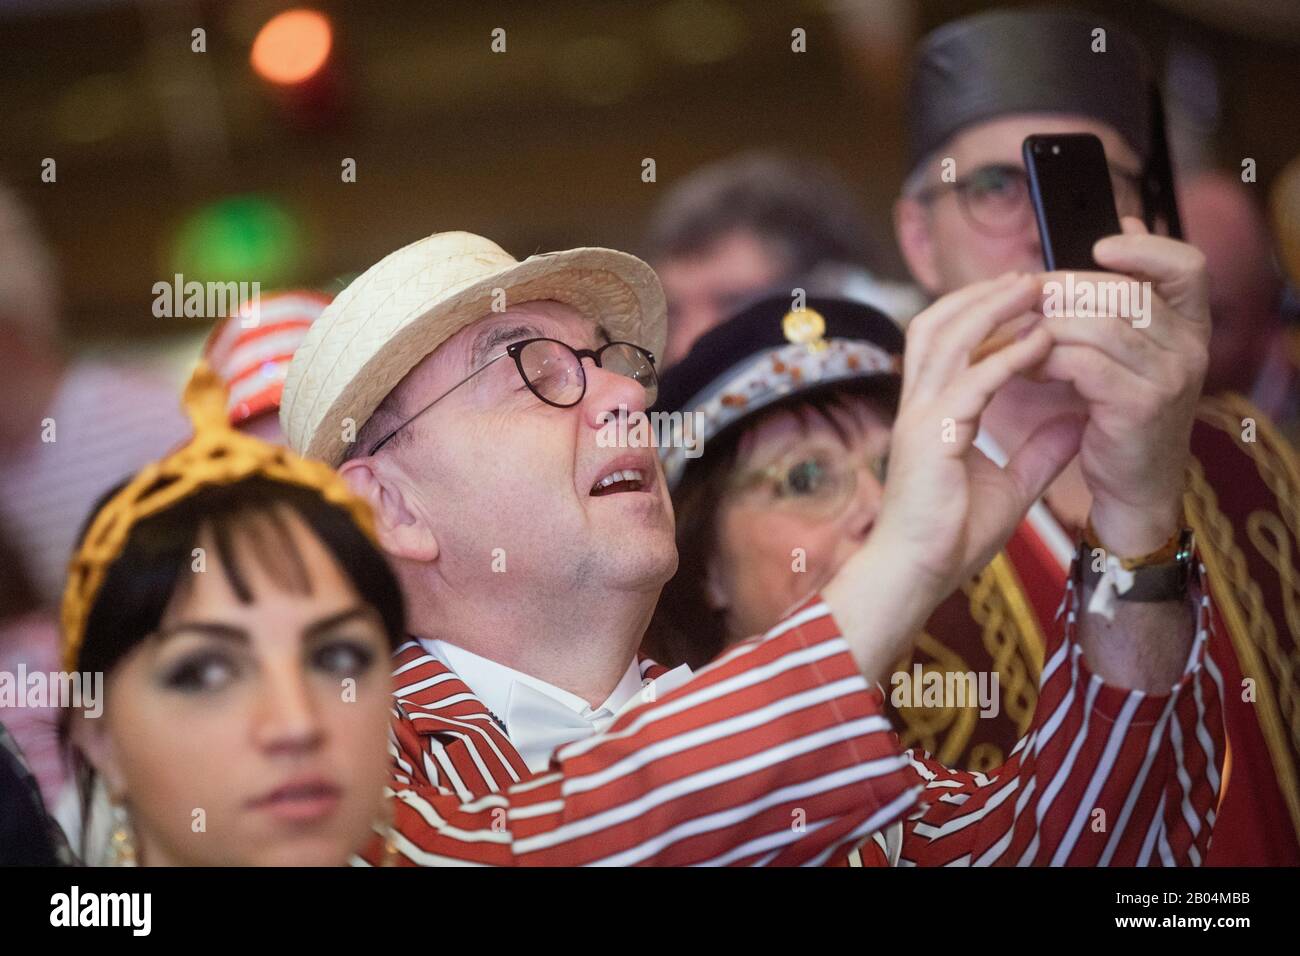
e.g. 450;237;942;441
782;307;827;352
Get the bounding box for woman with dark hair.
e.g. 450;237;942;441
59;363;405;866
648;292;903;668
647;291;1046;770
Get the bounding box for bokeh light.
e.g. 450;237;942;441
250;9;333;85
552;36;643;106
55;73;132;145
168;196;302;288
653;0;744;65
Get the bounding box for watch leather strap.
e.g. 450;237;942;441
1076;528;1195;603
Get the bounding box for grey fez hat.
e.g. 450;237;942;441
906;7;1153;168
905;6;1181;237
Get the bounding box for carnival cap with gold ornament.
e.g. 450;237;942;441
61;361;377;672
655;289;903;490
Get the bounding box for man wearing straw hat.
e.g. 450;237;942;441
281;229;1222;866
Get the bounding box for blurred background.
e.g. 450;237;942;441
2;0;1300;820
0;0;1298;367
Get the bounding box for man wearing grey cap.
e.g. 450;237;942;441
893;6;1299;864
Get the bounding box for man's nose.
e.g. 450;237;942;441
251;659;326;756
582;360;650;430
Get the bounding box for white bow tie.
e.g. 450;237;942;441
505;664;693;774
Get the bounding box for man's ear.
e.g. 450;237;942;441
338;458;439;563
71;711;125;801
893;195;943;296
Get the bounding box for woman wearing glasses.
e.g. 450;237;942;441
647;292;903;668
647;291;1039;769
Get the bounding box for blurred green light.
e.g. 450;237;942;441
169;196;301;286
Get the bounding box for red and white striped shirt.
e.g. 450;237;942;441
364;566;1224;866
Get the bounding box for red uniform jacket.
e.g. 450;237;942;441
364;576;1223;866
884;397;1300;866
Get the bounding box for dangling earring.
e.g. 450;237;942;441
381;828;400;867
379;793;400;867
107;801;138;867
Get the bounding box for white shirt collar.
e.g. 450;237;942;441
418;638;648;772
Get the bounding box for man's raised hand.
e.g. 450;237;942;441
824;272;1079;681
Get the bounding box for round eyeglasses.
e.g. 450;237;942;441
727;447;889;522
368;337;658;455
915;162;1143;237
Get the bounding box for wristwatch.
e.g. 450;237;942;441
1075;527;1196;603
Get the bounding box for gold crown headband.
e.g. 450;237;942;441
60;361;378;672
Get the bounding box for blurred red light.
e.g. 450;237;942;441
251;9;333;86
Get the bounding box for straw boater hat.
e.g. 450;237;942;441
281;231;667;466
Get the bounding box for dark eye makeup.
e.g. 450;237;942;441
310;639;378;677
161;650;238;693
150;608;385;694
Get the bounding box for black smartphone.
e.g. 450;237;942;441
1023;133;1122;271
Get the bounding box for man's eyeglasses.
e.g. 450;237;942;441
914;162;1143;237
368;337;658;455
727;446;889;522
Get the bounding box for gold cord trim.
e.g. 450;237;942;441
965;552;1045;737
1184;444;1300;841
